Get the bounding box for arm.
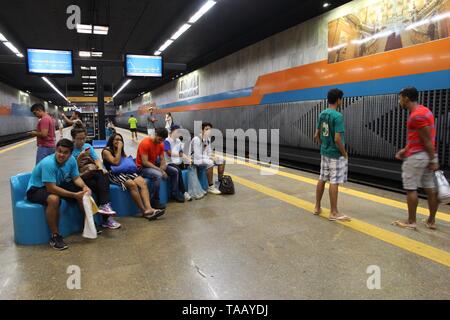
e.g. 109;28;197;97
314;129;321;144
31;128;49;138
418;126;439;170
62;114;74;126
334;132;348;159
46;182;80;199
102;148;121;166
140;153;161;171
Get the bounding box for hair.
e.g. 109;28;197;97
105;133;126;157
399;87;419;102
130;114;134;117
56;138;74;152
31;103;45;113
155;127;168;139
70;121;87;139
202;122;213;131
327;88;344;105
73;111;81;118
166;112;172;117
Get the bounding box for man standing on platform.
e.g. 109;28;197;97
30;103;56;164
128;114;138;141
313;88;351;222
392;87;439;230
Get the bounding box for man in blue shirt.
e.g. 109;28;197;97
26;139;92;250
313;88;351;222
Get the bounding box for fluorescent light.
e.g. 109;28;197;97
170;23;191;40
16;53;24;58
90;76;97;79
82;82;95;85
154;51;162;56
82;76;90;79
83;87;95;90
79;51;91;57
158;39;174;52
0;32;7;42
90;66;97;70
76;24;93;34
112;79;132;98
4;42;20;54
81;66;89;70
91;51;102;57
323;3;330;8
189;1;216;23
42;77;70;102
93;25;109;35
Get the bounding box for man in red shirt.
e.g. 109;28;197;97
30;103;56;164
137;127;184;209
393;87;440;230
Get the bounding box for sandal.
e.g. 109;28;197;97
143;209;166;221
391;220;417;230
313;208;322;215
329;214;351;221
422;219;437;230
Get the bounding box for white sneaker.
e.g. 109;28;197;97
184;192;192;201
207;185;221;195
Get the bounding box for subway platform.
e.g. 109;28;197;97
0;127;449;299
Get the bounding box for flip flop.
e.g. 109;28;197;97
422;219;437;230
145;209;166;221
313;209;322;215
329;215;351;221
391;220;417;230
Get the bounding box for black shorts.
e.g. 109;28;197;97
130;128;137;133
26;181;81;206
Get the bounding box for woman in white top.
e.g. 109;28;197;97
165;113;173;133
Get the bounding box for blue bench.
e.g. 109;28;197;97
10;167;208;245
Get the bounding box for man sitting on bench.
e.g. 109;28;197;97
26;138;92;251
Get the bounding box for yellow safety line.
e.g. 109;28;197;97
229;173;450;268
0;139;35;155
222;155;450;223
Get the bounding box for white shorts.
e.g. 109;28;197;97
319;155;348;184
402;152;437;190
196;155;225;169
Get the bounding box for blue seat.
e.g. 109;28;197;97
10;173;101;245
92;140;107;149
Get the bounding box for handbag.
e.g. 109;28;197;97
78;155;99;178
219;175;235;195
111;156;138;174
435;170;450;204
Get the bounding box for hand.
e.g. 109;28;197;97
74;191;85;202
101;168;108;175
117;140;123;150
160;169;168;179
395;149;406;160
428;162;439;171
30;131;37;137
82;186;92;196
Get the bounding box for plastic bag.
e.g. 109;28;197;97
82;194;98;239
435;170;450;204
187;166;207;200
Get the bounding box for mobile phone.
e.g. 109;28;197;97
84;147;90;152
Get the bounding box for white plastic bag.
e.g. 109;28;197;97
435;170;450;204
82;194;97;239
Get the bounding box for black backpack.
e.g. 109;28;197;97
219;175;235;194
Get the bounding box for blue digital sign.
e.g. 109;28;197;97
27;49;73;75
125;54;163;77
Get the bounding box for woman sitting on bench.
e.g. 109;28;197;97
102;133;165;220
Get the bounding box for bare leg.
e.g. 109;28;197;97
406;190;418;224
134;177;154;213
329;183;340;215
314;180;326;214
424;187;439;226
207;167;214;185
125;180;146;213
218;164;225;181
46;194;60;235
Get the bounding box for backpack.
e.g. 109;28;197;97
219;175;235;194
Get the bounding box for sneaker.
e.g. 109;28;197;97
145;209;166;221
172;193;185;203
49;234;68;251
184;192;192;201
98;203;117;216
96;225;103;235
151;200;166;210
102;217;121;229
207;185;221;195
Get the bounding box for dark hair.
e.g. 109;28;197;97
155;127;168;139
56;138;74;152
399;87;419;102
31;103;45;112
327;88;344;105
70;121;87;139
202;122;213;131
130;114;134;117
105;133;126;157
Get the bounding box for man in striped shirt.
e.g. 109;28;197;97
392;87;440;230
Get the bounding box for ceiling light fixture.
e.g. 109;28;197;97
41;77;70;102
93;25;109;35
323;3;330;8
158;40;174;52
189;1;217;23
76;24;93;34
91;51;103;57
0;32;7;42
79;51;91;57
112;79;132;98
170;23;191;40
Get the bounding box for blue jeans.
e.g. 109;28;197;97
140;166;179;201
36;146;55;164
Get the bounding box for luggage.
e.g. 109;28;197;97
219;175;235;195
435;170;450;204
